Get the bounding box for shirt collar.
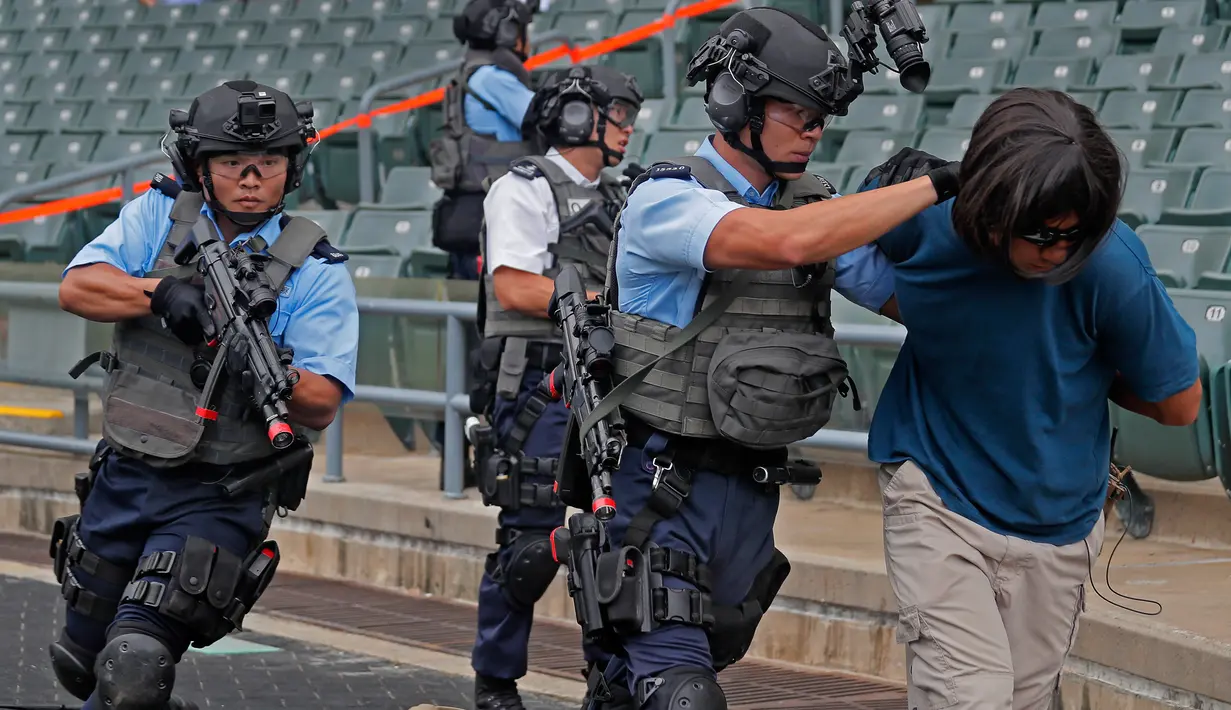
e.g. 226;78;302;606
545;147;602;188
200;202;285;251
694;135;778;206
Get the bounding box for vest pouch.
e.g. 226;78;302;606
428;134;463;192
706;330;850;450
101;366;205;465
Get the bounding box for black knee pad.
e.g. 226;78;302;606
48;627;96;701
637;666;727;710
492;529;560;609
95;632;175;710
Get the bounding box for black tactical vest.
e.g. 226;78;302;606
73;175;347;470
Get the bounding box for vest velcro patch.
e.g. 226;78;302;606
311;239;348;264
647;163;692;180
149;172;182;199
509;160;543;180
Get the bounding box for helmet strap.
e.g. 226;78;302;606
721;103;810;177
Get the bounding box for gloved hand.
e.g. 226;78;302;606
224;331;256;397
147;276;217;346
621;162;646;185
861;147;961;204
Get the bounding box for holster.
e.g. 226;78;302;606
707;547;791;671
469;337;504;416
74;441;112;509
220;438;314;511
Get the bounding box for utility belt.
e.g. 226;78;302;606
467;381;564;512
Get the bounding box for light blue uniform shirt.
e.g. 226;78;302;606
464;65;536;142
63;188;360;403
615;135;895;327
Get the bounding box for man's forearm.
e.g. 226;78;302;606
494;268;601;319
287;368;343;430
59;264;163;322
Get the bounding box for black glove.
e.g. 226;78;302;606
621;162;646;185
224;331;256;399
861;147;961;204
147;276;217;346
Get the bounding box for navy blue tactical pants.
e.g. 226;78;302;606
596;433;781;700
471;367;607;680
63;451;268;710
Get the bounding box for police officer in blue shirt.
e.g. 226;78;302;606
576;8;958;709
430;0;542;281
856;88;1201;710
51;80;359;710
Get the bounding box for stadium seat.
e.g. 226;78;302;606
27;76;82;103
401;43;464;71
1167;53;1231;90
171;47;230;74
641;131;710;165
342;209;434;257
0;163;50;197
0;134;40;163
22;51;75;78
1170;128;1231;167
223;46;285;74
1153;24;1227;54
17;29;67;54
0;213;73;263
302;67;376;103
1003;57;1096;92
1137;225;1231;287
917;128;971;161
32;135;99;166
835;130;920;167
0;76;30;103
405;247;452;279
0;103;31;132
1118;0;1207;38
97;5;144;28
1159;168;1231;224
947;3;1032;32
944;93;997;128
118;49;178;77
927;58;1013;98
93;134;166;164
947;30;1031;61
290;0;350;22
106;26;165;52
246;70;311;97
1092;54;1179;92
315;19;374;47
78;101;147;134
259;20;319;47
341;0;412;20
1099;90;1181;129
27;101;88;133
1107;128;1177;167
286;210;352;243
207;23;266;47
282;44;344;72
1166;89;1231;128
1118;166;1196;226
63;27;114;53
1032;27;1119;58
1032;1;1119;28
346;254;407;279
123;99;188;134
70;51;125;79
827;94;925;140
366;167;443;210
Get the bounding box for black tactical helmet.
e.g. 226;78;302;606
167;80;316;227
454;0;536;54
686;7;860;174
522;64;643;165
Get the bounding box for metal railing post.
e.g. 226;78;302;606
443;315;467;500
324;410;345;483
72;391;89;440
356;31;574;205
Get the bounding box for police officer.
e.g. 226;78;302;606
431;0;542;282
51;80;359;710
575;8;959;709
466;64;644;710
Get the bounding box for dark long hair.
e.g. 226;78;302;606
950;88;1125;277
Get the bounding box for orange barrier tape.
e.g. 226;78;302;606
0;0;739;227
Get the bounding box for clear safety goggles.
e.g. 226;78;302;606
763;102;833;135
207;151;290;180
603;100;639;130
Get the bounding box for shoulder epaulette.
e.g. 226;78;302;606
509;159;544;180
815;174;836;195
646;163;692;180
148;172;181;199
310;238;348;264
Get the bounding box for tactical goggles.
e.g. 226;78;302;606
604;99;639;130
763;101;832;135
207;151;289;180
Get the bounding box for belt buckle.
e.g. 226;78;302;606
651;457;673;490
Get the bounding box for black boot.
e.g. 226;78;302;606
475;673;526;710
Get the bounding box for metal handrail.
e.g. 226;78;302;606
0;149;169;213
0;279;905;498
355;30;575;205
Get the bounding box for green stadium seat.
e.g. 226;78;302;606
405;247;451;278
363;17;432;45
106;26;164;52
622;132;648;163
0;163;50;196
97;5;143;28
1154;24;1226;53
947;30;1031;62
302;67;376;103
290;0;349;22
1170;128;1231;167
944;93;997;128
27;76;82;103
1166;90;1231;128
401;44;464;71
93;134;165;164
1166;53;1231;90
27;100;88;132
341;0;409;20
10;7;55;31
947;3;1032;31
246;69;311;97
0;103;31;132
258;20;319;47
282;45;344;72
48;5;105;31
313;19;374;47
31;135;99;165
0;54;26;79
1003;57;1095;92
130;4;194;27
917;128;972;161
222;46;285;74
1195;272;1231;289
423;0;456;18
285;210;352;242
1159;168;1231;224
194;1;244;25
148;24;215;51
1118;0;1207;37
339;44;405;80
1112;288;1224;482
667;97;710;131
1031;1;1118;28
632;98;666;135
828;94;925;141
1108;128;1177;167
1118;166;1195;226
346;254;406;279
1099;90;1181;128
0;76;29;103
63;27;114;53
1137;225;1231;287
171;47;229;74
22;51;75;77
572;0;634;13
835;130;919;166
367;166;444;210
17;29;68;54
0;134;39;163
239;0;291;23
1093;54;1179;92
68;51;125;79
0;213;72;263
642;130;711;165
553;12;619;43
343;209;435;256
1031;28;1119;58
918;3;952;31
180;72;240;101
926;58;1013;99
0;31;18;54
78;101;146;134
601;49;663;99
118;49;177;77
206;23;266;47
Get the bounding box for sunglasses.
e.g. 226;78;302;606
1018;223;1085;248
